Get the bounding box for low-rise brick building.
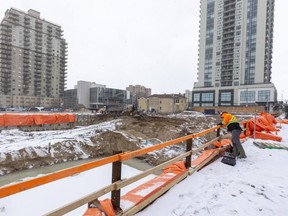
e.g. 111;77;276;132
138;94;187;114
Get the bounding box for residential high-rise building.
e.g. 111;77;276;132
192;0;277;108
0;8;67;108
126;85;151;105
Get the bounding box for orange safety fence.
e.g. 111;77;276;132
1;113;34;126
246;113;278;133
276;119;288;124
0;113;75;127
0;154;120;198
244;112;282;142
55;113;76;123
253;131;282;142
84;140;230;215
0;125;221;208
33;114;57;125
121;161;187;209
83;162;188;216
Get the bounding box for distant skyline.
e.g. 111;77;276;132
0;0;287;100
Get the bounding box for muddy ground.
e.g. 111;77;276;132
1;112;250;175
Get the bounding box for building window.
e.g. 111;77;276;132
220;92;231;101
193;93;200;102
258;90;270;101
202;93;214;101
240;90;256;102
202;103;213;107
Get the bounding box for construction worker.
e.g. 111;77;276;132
218;112;247;159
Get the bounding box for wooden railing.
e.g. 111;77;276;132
0;125;228;215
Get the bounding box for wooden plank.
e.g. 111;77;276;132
192;137;220;155
119;134;194;161
43;183;118;216
44;152;191;215
0;155;119;198
115;151;191;190
189;145;229;175
120;126;219;161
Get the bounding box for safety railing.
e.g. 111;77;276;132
0;125;230;215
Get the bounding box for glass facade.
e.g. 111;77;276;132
204;0;215;87
245;0;258;84
63;89;78;110
192;91;215;107
90;87;131;110
240;90;256;102
258;90;270;101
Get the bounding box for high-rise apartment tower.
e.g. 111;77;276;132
192;0;276;107
0;8;67;107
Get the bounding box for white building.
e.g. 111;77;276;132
193;0;277;107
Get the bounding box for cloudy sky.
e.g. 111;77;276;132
0;0;287;99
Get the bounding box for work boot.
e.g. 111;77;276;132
238;149;247;159
238;154;247;159
232;147;239;158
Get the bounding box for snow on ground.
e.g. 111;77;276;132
137;123;288;216
0;116;288;215
0;120;120;152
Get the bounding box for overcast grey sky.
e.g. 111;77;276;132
0;0;287;100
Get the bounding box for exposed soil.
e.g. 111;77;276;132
1;112;243;175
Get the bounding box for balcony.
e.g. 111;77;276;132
23;59;30;64
35;22;43;28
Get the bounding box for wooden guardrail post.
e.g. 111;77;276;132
216;127;221;137
111;150;122;211
185;137;192;168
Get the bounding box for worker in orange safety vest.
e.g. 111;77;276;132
218;112;247;159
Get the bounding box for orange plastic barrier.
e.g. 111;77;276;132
0;115;5;125
0;113;75;127
99;199;115;216
120;161;187;211
84;161;187;215
83;198;116;216
251;131;282;142
191;149;218;168
55;113;75;123
82;208;103;216
2;114;34;126
261;112;277;125
32;114;57;125
213;139;232;148
277;119;288;124
244;112;282;142
246;112;279;133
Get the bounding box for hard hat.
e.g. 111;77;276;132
220;111;227;118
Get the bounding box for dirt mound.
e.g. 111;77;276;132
1;113;229;175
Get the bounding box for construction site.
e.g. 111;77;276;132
1;110;287;215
